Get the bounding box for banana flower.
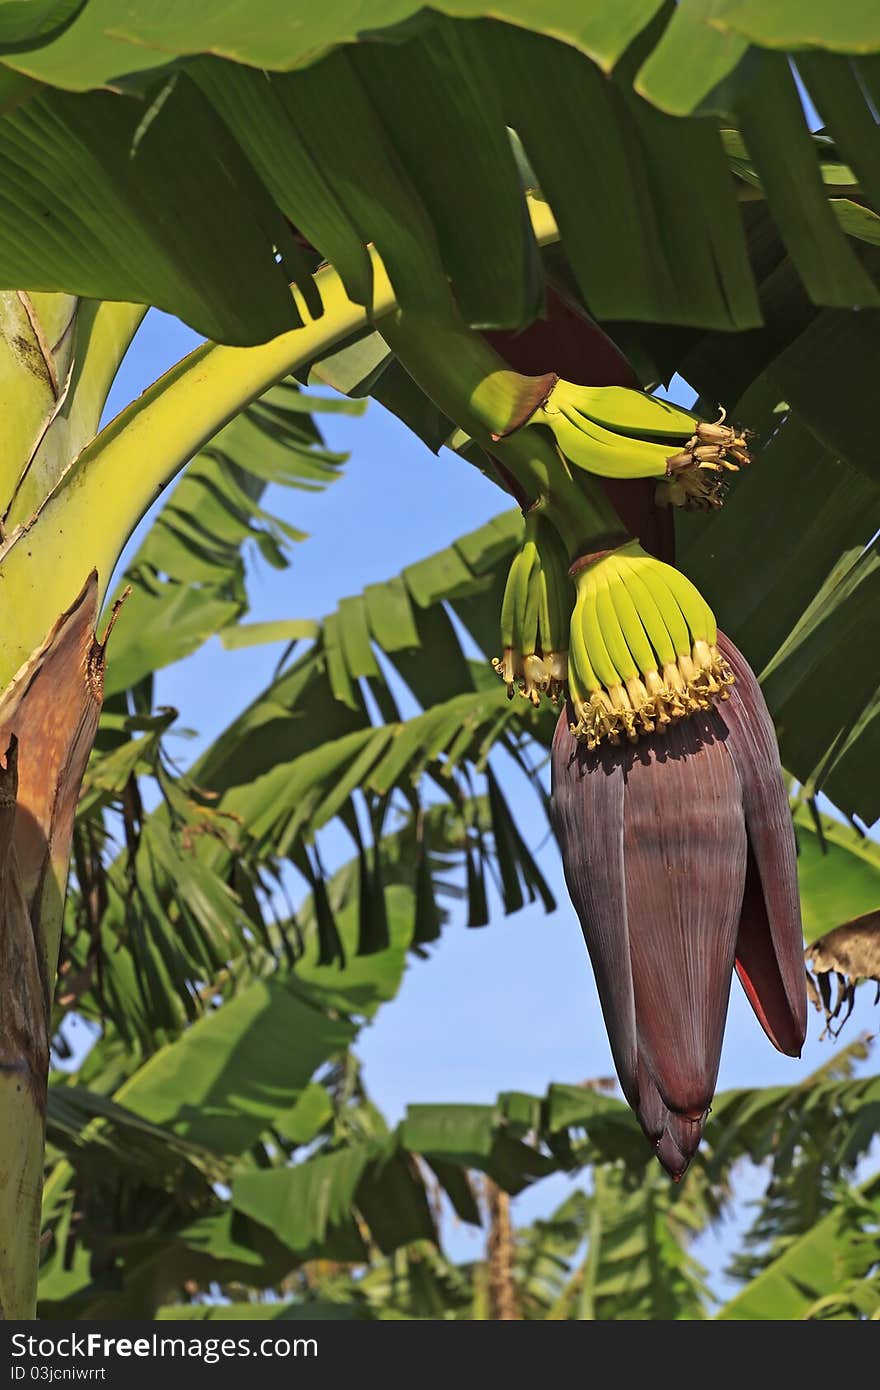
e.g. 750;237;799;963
551;631;807;1177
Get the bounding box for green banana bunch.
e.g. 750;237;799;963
567;540;734;748
527;382;750;510
493;512;571;705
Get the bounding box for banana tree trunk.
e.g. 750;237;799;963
0;578;105;1318
485;1178;519;1320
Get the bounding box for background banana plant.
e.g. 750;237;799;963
0;0;877;1319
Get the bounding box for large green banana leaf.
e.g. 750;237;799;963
716;1173;880;1320
0;4;879;342
101;378;358;698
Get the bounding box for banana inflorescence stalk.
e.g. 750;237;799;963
567;541;734;749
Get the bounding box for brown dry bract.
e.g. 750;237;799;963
0;571;107;1113
805;909;880;1040
0;739;48;1110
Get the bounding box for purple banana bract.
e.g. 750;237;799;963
551;630;807;1178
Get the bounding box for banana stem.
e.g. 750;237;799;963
0;1088;44;1321
379;309;538;439
380;307;625;561
525;481;622;562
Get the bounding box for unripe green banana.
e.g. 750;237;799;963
538;550;570;690
493;507;734;737
608;555;677;670
659;562;717;646
542;553;569;653
621;549;692;658
537;564;552;659
549;382;698;441
643;572;696;654
576;578;623;692
535;517;572;663
498;546;524;652
592;568;638;682
568;595;622;748
494;542;531;691
604;558;663;679
566;656;590;717
540;403;674;480
516;536;539;646
520;543;541;660
568;600;601;696
653;562;712;647
644;559;730;694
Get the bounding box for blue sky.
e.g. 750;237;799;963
96;309;878;1304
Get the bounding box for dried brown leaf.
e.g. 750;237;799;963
805;909;880;1040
